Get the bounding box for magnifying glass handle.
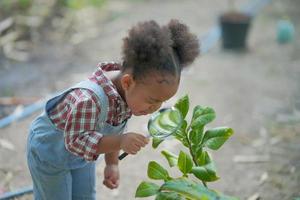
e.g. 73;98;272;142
118;152;128;160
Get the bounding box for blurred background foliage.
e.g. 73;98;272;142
0;0;106;16
0;0;33;11
0;0;108;62
63;0;106;9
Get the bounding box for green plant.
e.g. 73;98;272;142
61;0;106;9
135;95;236;200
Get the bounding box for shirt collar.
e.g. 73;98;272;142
89;62;132;117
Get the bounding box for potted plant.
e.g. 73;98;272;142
219;0;252;49
135;95;236;200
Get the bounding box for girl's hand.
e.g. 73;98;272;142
120;133;149;155
103;164;120;189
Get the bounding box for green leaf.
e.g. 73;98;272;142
202;127;234;150
152;137;164;149
135;181;160;197
181;119;188;132
174;120;189;148
195;147;203;162
197;151;211;166
191;143;199;158
191;107;216;129
176;137;189;148
161;150;178;167
192;151;219;182
191;163;219;182
155;192;184;200
160;178;238;200
174;120;187;139
177;151;193;174
160;178;221;200
189;127;204;147
168;108;183;126
192;105;204;120
174;95;189;119
148;161;170;181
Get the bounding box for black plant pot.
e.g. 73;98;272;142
219;12;252;49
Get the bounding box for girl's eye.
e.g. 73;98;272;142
147;97;162;105
147;99;156;104
147;101;157;106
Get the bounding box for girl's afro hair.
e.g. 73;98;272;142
122;19;200;79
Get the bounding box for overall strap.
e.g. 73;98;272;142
71;80;109;123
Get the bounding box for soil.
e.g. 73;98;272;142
0;0;299;199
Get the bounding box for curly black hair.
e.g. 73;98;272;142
122;19;200;81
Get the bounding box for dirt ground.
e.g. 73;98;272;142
0;0;299;199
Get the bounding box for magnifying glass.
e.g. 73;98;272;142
118;107;183;160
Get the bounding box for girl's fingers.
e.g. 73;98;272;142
130;150;137;155
134;144;141;151
135;135;148;144
135;137;148;147
103;179;118;189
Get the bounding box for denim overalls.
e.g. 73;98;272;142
27;80;126;200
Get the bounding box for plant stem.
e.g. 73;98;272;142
185;130;208;188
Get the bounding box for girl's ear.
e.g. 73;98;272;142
121;73;135;91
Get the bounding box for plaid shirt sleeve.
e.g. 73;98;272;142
64;89;103;161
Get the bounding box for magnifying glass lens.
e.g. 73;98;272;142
119;107;183;160
148;108;182;138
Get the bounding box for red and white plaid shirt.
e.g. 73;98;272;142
49;62;132;161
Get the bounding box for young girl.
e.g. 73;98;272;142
27;19;199;199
